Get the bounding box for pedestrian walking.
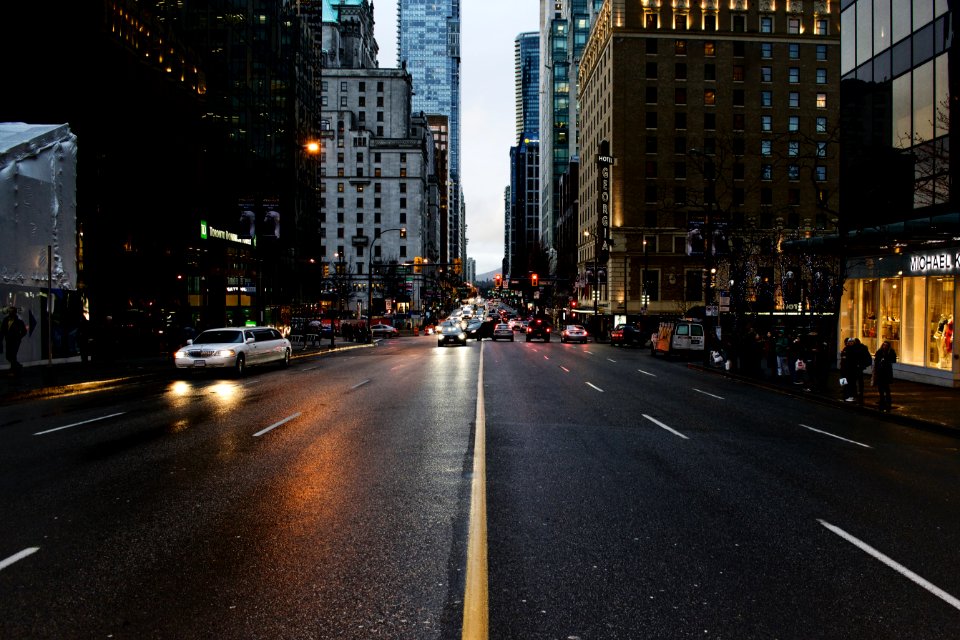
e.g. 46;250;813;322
851;338;871;403
839;338;859;401
774;329;790;378
1;306;28;372
873;340;897;411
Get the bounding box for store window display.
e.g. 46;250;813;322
927;277;955;369
934;315;954;369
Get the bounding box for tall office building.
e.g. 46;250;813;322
828;0;958;387
397;0;464;267
576;0;840;330
515;32;540;142
539;1;603;258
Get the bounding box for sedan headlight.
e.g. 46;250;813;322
174;350;186;359
458;332;466;340
215;349;236;357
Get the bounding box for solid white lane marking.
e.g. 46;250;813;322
800;424;872;449
607;358;617;363
351;379;371;390
560;366;570;373
544;355;550;360
637;368;657;377
584;350;594;355
0;547;39;571
642;414;690;440
818;520;960;612
253;412;301;437
301;366;320;372
34;412;126;436
693;388;725;400
586;382;604;392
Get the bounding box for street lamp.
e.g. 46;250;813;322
367;227;406;322
642;238;649;314
690;147;716;364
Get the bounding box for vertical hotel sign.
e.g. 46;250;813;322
596;140;614;262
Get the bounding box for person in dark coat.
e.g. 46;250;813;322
851;338;872;403
839;338;859;401
873;340;897;411
1;306;28;372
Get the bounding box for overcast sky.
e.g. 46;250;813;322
373;1;540;277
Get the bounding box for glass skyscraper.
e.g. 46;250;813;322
515;31;540;143
397;0;464;263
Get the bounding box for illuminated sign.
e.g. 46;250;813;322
909;251;960;274
201;221;253;246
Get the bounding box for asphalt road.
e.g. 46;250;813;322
1;336;958;639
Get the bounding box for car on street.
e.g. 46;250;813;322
174;326;291;375
370;323;400;338
437;321;467;347
465;317;497;341
560;324;589;343
610;323;646;347
525;316;552;342
492;323;514;341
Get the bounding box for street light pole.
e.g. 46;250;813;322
367;227;406;324
642;238;649;314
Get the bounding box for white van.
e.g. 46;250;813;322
652;320;705;357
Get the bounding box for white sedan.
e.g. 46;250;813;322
370;323;400;338
174;327;291;375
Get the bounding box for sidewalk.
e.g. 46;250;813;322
0;341;370;404
691;361;960;436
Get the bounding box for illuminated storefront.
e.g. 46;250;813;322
840;247;958;387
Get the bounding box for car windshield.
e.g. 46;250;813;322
193;330;243;344
441;323;461;333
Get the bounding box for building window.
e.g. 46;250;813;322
400;168;407;177
733;113;745;131
761;115;772;131
789;43;800;59
337;183;345;193
374;197;381;208
400;197;407;208
815;18;828;35
645;161;658;178
761;66;773;82
377;81;384;92
817;141;828;157
674;161;686;179
816;44;828;61
675;112;687;129
340;96;348;107
704;41;715;56
816;93;827;108
761;188;773;204
674;136;687;154
732;14;746;32
674;186;687;205
733;162;745;179
761;91;773;107
704;64;716;81
375;168;382;177
675;39;687;55
646;62;658;79
646;38;658;54
760;16;773;33
788;165;800;180
816;68;827;84
645;183;658;203
789;116;800;131
815;165;827;181
645;12;659;29
377;96;384;107
377;111;384;121
733;65;745;81
790;92;800;108
761;140;772;156
646;86;658;103
733;89;744;106
704;113;716;130
674;13;687;30
358;96;366;107
788;17;801;34
647;111;659;128
761;43;773;59
646;136;658;153
704;89;716;105
704;14;716;31
816;117;827;133
675;88;687;105
675;63;687;80
340;81;347;91
788;189;801;205
789;67;800;83
788;141;799;157
761;164;773;180
399;183;407;193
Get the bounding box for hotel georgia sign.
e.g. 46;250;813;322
908;250;960;274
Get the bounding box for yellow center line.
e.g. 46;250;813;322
462;343;488;639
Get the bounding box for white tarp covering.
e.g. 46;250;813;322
0;123;78;290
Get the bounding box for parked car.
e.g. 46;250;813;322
492;323;514;341
173;326;291;375
437;321;467;347
525;316;552;342
610;323;646;347
370;323;399;338
560;324;589;343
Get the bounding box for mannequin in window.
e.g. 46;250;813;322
945;316;954;358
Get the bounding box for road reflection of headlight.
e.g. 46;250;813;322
210;382;239;404
171;380;192;396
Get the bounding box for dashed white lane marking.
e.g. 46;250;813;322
560;366;570;373
253;412;301;437
0;547;39;571
586;382;604;392
818;520;960;612
693;388;725;400
607;358;617;363
34;412;126;436
800;424;872;449
637;368;656;377
642;414;690;440
351;379;371;390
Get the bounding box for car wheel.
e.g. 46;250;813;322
282;348;291;366
234;354;246;376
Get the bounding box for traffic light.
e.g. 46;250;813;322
323;263;330;278
531;273;538;287
453;258;462;275
570;299;577;309
494;274;502;288
414;256;423;274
